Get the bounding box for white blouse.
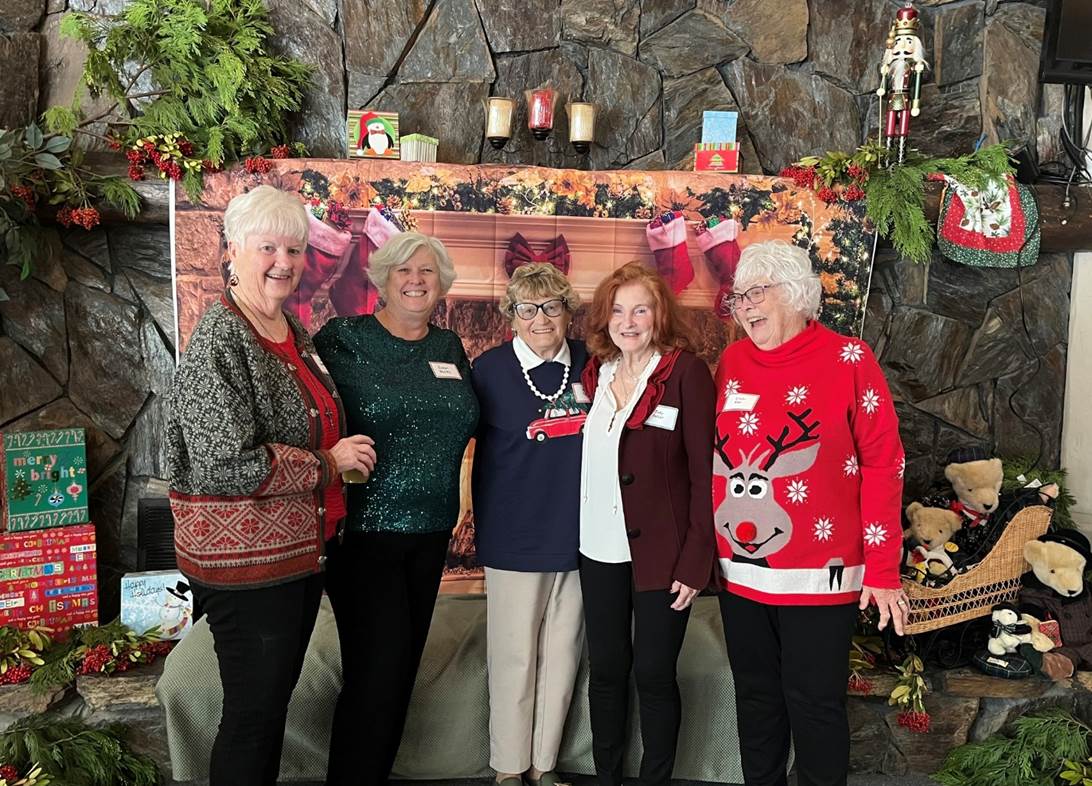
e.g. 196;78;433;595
579;352;662;564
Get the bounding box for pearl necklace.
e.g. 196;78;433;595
522;361;571;403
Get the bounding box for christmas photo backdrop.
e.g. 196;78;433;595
173;160;877;590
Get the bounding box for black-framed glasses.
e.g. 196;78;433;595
513;299;566;320
726;283;782;311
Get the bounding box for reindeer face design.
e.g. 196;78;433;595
714;409;820;562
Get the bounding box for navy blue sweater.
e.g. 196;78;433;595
470;339;589;572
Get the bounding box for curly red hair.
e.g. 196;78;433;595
585;261;692;360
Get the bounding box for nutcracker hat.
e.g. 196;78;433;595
894;3;921;34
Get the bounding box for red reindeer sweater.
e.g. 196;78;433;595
713;321;904;605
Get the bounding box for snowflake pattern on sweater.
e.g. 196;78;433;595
713;321;904;606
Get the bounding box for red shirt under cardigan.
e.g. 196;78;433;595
262;335;345;540
581;349;718;592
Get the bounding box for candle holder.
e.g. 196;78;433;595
525;85;559;141
483;96;515;150
566;102;597;154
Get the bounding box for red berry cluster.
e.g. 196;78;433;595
0;663;32;685
0;763;19;781
271;144;293;159
56;205;101;230
896;709;931;733
843;184;866;202
778;165;817;189
846;674;874;694
846;163;869;182
139;640;174;658
244;156;273;174
10;185;36;210
77;643;113;675
126;133;197;182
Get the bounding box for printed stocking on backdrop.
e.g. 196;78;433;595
696;216;742;320
294;213;353;328
330;206;403;317
645;211;694;294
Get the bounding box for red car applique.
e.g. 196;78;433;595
526;412;587;442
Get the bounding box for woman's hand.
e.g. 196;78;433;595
669;581;699;611
330;435;377;477
859;585;909;635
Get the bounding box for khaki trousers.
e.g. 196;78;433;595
485;567;585;774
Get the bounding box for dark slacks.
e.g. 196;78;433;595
324;529;451;786
719;591;858;786
579;555;692;786
191;571;325;786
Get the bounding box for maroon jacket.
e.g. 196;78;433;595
582;349;718;592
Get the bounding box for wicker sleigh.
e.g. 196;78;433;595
901;504;1053;635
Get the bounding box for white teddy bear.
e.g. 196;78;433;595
987;603;1034;656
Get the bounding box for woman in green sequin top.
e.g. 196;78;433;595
314;231;479;786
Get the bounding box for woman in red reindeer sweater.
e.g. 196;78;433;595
713;241;905;786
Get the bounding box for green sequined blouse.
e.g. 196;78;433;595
314;315;479;535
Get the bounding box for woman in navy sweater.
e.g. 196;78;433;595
471;262;588;786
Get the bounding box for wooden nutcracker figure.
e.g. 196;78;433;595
876;2;927;163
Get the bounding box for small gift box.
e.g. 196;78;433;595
694;142;739;173
400;133;438;163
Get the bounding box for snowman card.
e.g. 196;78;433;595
348;110;401;159
120;570;194;641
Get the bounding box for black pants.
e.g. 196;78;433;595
324;529;451;786
579;556;692;786
719;592;858;786
191;572;324;786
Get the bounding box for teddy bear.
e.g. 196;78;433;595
943;448;1004;566
903;502;962;585
986;603;1034;656
1017;529;1092;681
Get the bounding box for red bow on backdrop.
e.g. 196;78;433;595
503;233;571;277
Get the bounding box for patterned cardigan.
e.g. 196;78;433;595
167;295;345;589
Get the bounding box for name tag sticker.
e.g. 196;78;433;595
644;404;679;431
429;362;462;380
722;392;759;412
572;382;590;404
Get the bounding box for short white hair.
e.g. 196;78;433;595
367;232;456;294
734;241;821;320
223;185;309;247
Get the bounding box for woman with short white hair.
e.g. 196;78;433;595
314;230;479;786
712;240;906;786
168;185;375;785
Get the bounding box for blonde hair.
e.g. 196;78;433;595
223;185;309;248
733;241;821;320
367;232;456;294
499;263;581;318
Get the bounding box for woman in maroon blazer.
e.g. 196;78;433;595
578;261;716;786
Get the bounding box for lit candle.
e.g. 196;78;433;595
567;102;596;153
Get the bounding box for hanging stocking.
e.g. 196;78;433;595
293;212;353;329
696;216;742;320
645;211;693;293
330;206;403;317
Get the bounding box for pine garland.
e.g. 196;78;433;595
0;717;158;786
787;142;1016;265
53;0;312;197
1001;454;1078;529
934;708;1091;786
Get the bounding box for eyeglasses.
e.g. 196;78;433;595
726;283;783;311
512;299;566;320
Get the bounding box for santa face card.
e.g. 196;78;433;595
348;110;401;159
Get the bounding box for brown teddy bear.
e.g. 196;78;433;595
1018;529;1092;681
944;447;1004;529
903;502;962;585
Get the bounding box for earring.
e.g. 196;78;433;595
228;274;239;287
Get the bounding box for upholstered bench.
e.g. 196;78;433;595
157;593;744;782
